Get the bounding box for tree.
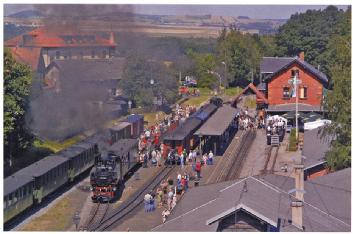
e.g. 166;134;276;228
4;48;33;165
275;6;346;76
120;56;178;108
187;51;218;89
217;28;261;86
322;7;351;171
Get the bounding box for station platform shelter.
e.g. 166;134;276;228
194;105;239;156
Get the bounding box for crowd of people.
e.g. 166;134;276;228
266;115;287;135
237;107;256;130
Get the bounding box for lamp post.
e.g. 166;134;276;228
222;61;226;88
207;70;222;95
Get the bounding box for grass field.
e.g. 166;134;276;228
20;189;88;231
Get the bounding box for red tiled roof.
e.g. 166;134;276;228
5;27;116;48
233;83;268;105
9;47;41;70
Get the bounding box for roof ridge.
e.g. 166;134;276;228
258;176;351;227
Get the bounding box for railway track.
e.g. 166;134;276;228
82;203;110;231
207;129;256;184
261;146;279;174
87;166;175;231
226;130;256;180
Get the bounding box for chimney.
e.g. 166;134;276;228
299;52;304;61
291;164;304;230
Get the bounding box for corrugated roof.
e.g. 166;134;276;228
163;118;202;141
153;173;350;232
260;57;295;74
194;105;238;136
302;127;333;169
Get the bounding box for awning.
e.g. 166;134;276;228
194;105;239;136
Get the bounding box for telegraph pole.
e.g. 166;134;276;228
289;73;301;140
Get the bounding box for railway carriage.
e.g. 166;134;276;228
57;143;98;181
123;114;144;138
163;117;203;152
4;174;35;223
109;122;132;143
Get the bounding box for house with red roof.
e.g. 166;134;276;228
5;27;117;77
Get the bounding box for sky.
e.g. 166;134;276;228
3;4;350;19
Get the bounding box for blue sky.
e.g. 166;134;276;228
4;4;349;19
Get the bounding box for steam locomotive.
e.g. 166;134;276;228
4;114;144;224
90;139;139;202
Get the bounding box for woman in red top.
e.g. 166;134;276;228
195;161;201;179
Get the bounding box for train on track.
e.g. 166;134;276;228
4;114;143;224
90;139;139;202
266;115;287;145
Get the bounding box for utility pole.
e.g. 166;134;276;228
289;73;301;140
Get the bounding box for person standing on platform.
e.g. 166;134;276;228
195;161;202;179
208;151;214;165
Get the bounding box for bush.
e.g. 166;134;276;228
288;129;298;151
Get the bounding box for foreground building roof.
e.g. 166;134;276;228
153;170;350;232
302;127;333;170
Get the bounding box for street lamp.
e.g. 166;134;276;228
207;70;222;95
222;61;226;87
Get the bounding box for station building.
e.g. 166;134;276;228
234;52;328;115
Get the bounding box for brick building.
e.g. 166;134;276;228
259;53;328;113
5;27;117;81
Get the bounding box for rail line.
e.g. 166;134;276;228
207;129;256;184
261;146;279;174
82;203;110;231
226;130;256;180
87;166;175;231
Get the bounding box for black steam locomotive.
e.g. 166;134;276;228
90;139;139;202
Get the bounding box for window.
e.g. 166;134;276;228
283;87;290;99
300;87;307;99
55;51;61;59
291;69;299;78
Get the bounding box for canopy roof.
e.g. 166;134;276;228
194;105;238;136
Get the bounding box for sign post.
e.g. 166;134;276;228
288;75;302;140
